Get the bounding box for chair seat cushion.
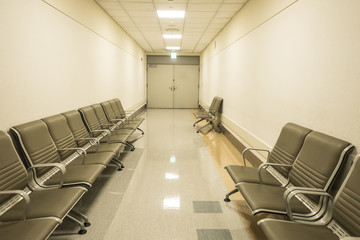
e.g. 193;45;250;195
101;134;129;143
87;143;124;154
0;218;59;240
193;112;211;119
259;220;338;240
0;187;85;221
44;164;105;187
237;183;311;214
68;152;115;166
225;165;281;186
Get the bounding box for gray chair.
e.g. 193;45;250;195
79;106;135;151
0;219;59;240
237;131;353;219
42;114;120;170
224;123;312;202
101;100;144;135
0;131;88;237
112;98;145;124
61;110;125;167
193;96;223;133
10;120;105;188
258;154;360;240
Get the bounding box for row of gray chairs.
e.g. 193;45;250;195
0;98;144;239
224;122;360;239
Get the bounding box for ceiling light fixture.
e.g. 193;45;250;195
157;10;185;18
163;34;182;39
166;46;180;50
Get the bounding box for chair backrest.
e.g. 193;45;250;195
268;123;312;178
91;104;112;128
113;98;126;118
42;114;77;159
62;110;91;147
10;120;61;176
208;96;223;116
0;131;28;203
333;156;360;236
78;106;103;137
101;101;117;122
109;99;123;119
289;131;352;198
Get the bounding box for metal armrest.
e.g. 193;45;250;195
284;187;333;223
0;190;30;220
75;137;100;145
28;163;66;189
89;129;111;136
258;163;292;184
110;118;125;124
58;148;87;164
242;148;271;166
57;147;86;155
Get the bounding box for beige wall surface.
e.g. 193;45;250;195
0;0;146;130
200;0;360;154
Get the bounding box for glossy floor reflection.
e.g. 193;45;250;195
50;109;254;240
104;109;250;240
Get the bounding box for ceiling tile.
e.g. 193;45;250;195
223;0;248;3
187;3;220;12
121;2;155;11
155;3;187;11
96;1;122;10
132;17;159;23
154;0;188;3
214;11;236;18
106;9;128;17
118;0;152;2
113;16;133;23
188;0;222;3
218;4;244;12
185;11;215;18
127;11;157;18
100;0;247;53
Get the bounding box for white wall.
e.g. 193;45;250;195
0;0;146;130
201;0;360;157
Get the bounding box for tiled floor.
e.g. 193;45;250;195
50;109;256;240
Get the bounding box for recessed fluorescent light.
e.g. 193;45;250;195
163;34;182;39
171;52;177;59
157;10;185;18
166;46;180;50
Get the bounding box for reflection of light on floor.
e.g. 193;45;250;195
170;155;176;163
163;196;180;209
165;172;179;179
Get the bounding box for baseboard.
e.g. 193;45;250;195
199;100;268;167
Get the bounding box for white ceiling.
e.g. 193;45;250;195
95;0;248;54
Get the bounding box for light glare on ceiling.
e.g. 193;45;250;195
166;46;180;50
163;34;182;39
157;10;185;18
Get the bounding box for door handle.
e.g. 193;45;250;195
169;86;173;91
173;86;177;91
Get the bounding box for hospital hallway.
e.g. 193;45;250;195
50;109;270;240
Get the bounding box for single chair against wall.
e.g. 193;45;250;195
193;96;223;133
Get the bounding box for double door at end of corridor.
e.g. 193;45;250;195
147;64;199;108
